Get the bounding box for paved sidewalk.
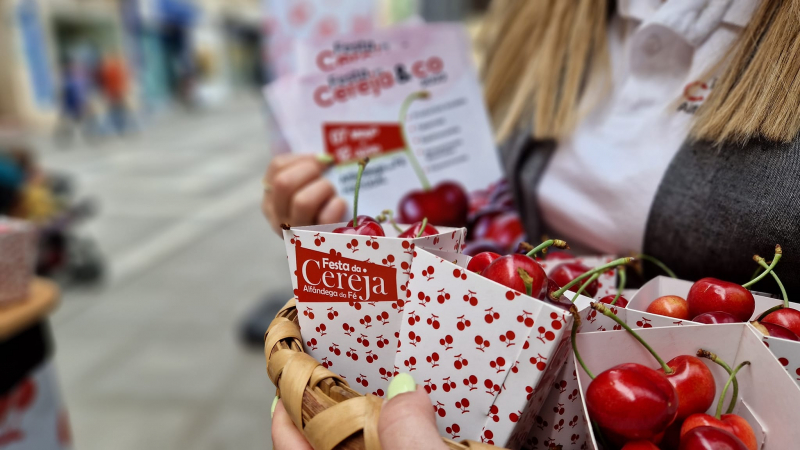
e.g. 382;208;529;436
42;96;286;450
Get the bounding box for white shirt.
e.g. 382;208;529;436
537;0;758;254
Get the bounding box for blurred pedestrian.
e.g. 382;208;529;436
56;59;93;144
98;53;134;135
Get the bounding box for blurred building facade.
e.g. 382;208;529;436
0;0;263;134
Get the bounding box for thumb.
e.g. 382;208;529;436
378;374;449;450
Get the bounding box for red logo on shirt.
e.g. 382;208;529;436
678;79;715;114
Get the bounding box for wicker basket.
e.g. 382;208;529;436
264;299;506;450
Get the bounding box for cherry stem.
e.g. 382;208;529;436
754;256;788;307
352;158;369;225
742;245;782;288
416;218;428;238
715;361;750;419
570;306;594;379
571;273;599;303
517;268;533;297
697;349;739;415
552;257;634;300
399;91;431;191
610;266;627;306
592;302;674;374
525;239;569;258
315;154;335;165
636;254;677;278
377;209;403;233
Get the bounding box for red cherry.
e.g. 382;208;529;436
586;363;678;441
397;181;469;228
621;441;659;450
467;252;501;273
687;278;755;322
398;220;440;238
647;295;691;320
599;294;629;308
481;254;547;298
482;212;525;252
550;262;599;297
679;426;749;450
332;221;385;236
692;311;740;324
347;215;378;227
761;307;800;337
663;355;716;420
750;320;800;341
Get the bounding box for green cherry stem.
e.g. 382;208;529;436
352;158;369;225
572;273;600;303
399;91;431;191
416;218;428;238
377;209;403;233
592;302;674;375
570;306;594;379
517;268;533;297
552;257;634;300
525;239;569;258
697;349;739;415
754;255;789;307
742;245;782;289
715;361;750;419
636;254;677;279
610;266;627;306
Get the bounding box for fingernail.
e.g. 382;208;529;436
387;373;416;400
315;154;335;165
271;396;279;418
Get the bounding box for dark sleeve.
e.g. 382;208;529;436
644;138;800;300
497;130;557;242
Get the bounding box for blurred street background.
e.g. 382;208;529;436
0;0;487;449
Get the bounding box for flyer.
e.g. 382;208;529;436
265;24;503;226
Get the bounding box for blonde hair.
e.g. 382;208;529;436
482;0;800;145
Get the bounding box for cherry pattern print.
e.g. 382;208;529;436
395;248;573;443
281;224;465;399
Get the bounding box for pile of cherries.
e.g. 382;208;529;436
578;304;758;450
463;180;526;254
639;246;800;341
331;158;439;238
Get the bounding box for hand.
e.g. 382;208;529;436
271;375;448;450
262;154;347;234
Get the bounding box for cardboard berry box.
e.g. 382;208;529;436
573;323;800;450
282;223;466;396
627;276;800;386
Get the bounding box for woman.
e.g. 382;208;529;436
265;0;800;446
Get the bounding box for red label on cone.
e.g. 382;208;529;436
296;246;398;302
323;122;405;164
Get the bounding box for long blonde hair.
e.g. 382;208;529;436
482;0;800;145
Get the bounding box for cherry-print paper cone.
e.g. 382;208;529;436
283;223;465;396
0;218;36;305
394;248;587;446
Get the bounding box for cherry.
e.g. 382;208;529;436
679;361;756;450
687;278;755;323
550;262;599;298
466;251;501;273
482;254;547;298
647;295;691;320
599;294;629;308
462;240;503;256
663;355;716;420
586;363;678;441
468;206;507;241
621;441;659;450
397;218;439;238
692;311;739;324
749;250;800;336
482;211;525;252
750;320;800;341
397;181;469;228
332;158;385;236
679;426;749;450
